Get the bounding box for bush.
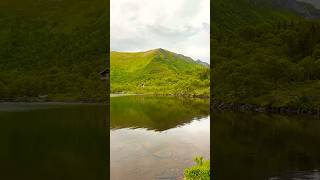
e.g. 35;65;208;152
184;157;210;180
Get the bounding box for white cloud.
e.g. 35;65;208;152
111;0;210;63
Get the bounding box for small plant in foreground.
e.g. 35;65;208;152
184;156;210;180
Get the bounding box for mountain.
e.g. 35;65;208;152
196;60;210;67
110;48;210;97
298;0;320;9
212;0;320;110
0;0;108;101
212;0;320;30
275;0;320;19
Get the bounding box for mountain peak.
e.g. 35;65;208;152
111;48;208;68
148;48;170;54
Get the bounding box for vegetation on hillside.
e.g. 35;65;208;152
212;0;301;31
0;0;108;102
110;49;210;97
212;20;320;110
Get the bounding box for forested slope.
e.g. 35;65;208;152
0;0;108;102
212;0;320;112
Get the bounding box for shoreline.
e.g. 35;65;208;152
212;102;320;116
110;93;210;99
0;98;107;104
0;93;208;103
0;101;106;105
110;94;145;97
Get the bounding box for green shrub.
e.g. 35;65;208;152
184;157;210;180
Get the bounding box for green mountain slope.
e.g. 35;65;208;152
212;0;320;111
111;49;210;97
0;0;108;101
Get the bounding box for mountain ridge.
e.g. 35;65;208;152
272;0;320;19
298;0;320;9
212;0;320;31
111;48;208;67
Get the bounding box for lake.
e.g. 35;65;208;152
0;103;108;180
4;99;317;179
212;111;320;180
110;96;210;180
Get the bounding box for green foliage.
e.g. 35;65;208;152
0;0;108;102
111;49;210;97
184;156;210;180
212;20;320;108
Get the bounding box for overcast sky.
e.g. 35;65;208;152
111;0;210;63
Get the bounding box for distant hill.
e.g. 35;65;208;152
196;60;210;67
110;49;210;97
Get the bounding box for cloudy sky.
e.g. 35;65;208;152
111;0;210;63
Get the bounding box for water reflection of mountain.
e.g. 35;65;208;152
212;112;320;180
0;104;107;180
110;96;210;131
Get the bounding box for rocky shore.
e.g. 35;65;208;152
212;102;320;116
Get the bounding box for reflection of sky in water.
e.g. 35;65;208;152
111;116;210;180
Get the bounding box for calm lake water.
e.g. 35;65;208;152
0;103;107;180
110;96;210;180
213;111;320;180
3;100;317;179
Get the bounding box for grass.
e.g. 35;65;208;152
184;157;210;180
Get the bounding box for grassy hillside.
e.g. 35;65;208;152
0;0;108;102
110;49;210;97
